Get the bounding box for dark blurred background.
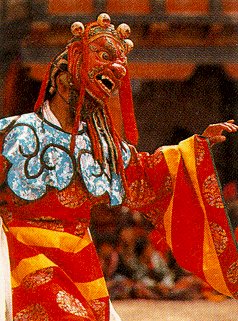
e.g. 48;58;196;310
2;0;238;301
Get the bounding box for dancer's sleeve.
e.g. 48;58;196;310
124;134;238;298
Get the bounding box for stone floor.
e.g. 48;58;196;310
113;299;238;321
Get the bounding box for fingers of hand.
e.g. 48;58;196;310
202;120;238;138
212;121;238;133
227;119;235;123
222;122;238;132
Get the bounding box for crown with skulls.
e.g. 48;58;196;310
34;13;138;146
70;13;134;54
42;13;134;98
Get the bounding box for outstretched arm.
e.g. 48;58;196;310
202;119;238;145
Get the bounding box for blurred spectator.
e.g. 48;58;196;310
101;225;140;300
115;225;139;281
223;180;238;204
97;236;119;281
134;236;174;298
227;200;238;233
223;181;238;234
98;225;174;300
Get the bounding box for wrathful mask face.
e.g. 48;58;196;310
85;36;127;103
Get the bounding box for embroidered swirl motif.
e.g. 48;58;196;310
74;219;90;237
80;151;125;206
195;143;206;166
0;115;19;131
89;299;106;321
57;180;89;208
14;304;49;321
2;114;131;205
3;123;75;201
227;260;238;284
125;179;157;208
22;267;54;289
56;290;89;317
79;141;131;206
202;174;224;208
209;222;228;256
27;216;64;232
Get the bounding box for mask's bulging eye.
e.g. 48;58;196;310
99;52;110;61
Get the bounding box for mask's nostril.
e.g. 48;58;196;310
111;63;126;79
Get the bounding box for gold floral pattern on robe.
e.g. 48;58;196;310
89;299;106;321
27;216;64;232
22;267;54;289
227;260;238;284
14;304;49;321
203;174;224;208
209;222;228;256
57;180;90;208
56;290;90;318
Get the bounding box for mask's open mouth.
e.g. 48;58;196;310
96;74;115;94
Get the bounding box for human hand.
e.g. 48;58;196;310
202;119;238;145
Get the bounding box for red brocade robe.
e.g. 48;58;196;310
0;112;238;320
